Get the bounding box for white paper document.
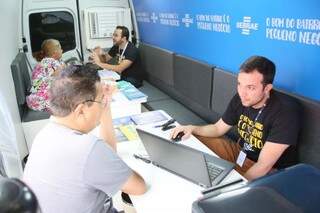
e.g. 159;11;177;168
98;69;120;80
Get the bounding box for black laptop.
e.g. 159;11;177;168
136;128;235;188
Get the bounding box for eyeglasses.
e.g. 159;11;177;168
83;99;108;108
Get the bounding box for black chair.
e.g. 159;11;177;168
0;177;40;213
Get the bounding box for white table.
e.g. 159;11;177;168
116;111;245;213
110;91;146;119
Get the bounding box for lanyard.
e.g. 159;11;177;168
253;103;266;123
241;103;267;151
247;103;266;136
119;42;129;59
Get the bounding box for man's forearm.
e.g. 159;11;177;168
244;162;272;180
192;122;227;138
99;107;117;151
244;142;289;180
97;62;123;73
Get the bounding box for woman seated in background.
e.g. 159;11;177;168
27;39;64;112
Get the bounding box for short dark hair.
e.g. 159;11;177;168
116;26;130;40
49;65;100;117
240;56;276;84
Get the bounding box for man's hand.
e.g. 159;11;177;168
90;52;102;66
99;83;117;151
93;46;104;55
170;125;195;140
101;83;113;110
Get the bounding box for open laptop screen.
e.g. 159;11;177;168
137;128;226;188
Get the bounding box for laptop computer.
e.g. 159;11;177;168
136;128;235;188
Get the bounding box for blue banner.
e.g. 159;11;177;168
132;0;320;101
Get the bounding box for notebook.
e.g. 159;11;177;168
136;128;235;188
117;81;147;102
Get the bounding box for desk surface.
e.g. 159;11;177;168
116;111;245;213
110;90;146;119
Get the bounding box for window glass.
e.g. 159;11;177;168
29;11;76;61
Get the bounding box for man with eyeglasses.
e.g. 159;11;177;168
90;26;143;88
23;65;146;213
171;56;300;180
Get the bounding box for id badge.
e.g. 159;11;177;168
236;150;247;167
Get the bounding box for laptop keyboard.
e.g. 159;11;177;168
206;161;224;182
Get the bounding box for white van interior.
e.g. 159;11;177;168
0;0;319;212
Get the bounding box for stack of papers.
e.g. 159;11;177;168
131;110;168;125
119;125;139;141
111;111;170;142
112;116;138;142
98;70;120;81
117;81;148;102
112;116;134;126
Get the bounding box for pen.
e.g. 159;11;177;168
133;154;151;164
162;124;176;131
154;118;176;128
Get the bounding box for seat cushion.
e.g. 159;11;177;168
139;81;170;102
139;43;174;86
174;54;213;109
211;68;237;116
23;108;50;122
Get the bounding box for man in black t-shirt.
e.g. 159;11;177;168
90;26;143;88
171;56;300;180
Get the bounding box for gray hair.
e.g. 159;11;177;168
41;39;61;57
48;65;100;117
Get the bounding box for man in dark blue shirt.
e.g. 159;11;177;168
172;56;300;180
91;26;143;88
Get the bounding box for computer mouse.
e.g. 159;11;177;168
172;131;185;142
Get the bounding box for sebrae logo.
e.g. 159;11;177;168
182;14;193;28
236;16;259;35
151;12;158;23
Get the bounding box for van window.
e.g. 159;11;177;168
29;11;76;61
